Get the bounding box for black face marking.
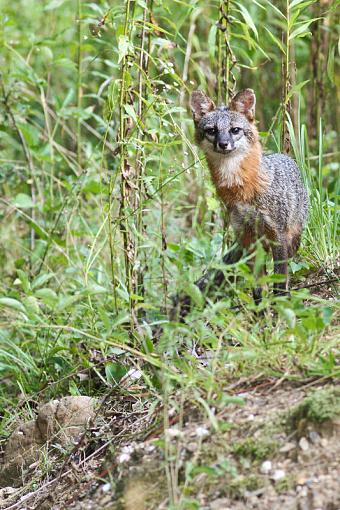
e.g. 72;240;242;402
205;127;216;136
195;106;256;153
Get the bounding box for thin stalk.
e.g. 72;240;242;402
118;0;136;331
281;0;291;153
216;6;223;103
216;0;237;104
135;0;151;306
76;0;82;170
0;78;36;260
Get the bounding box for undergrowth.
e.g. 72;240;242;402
0;0;339;508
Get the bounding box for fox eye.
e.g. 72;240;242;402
230;127;241;135
205;127;216;136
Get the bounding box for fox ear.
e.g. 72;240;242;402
191;91;215;123
230;89;256;122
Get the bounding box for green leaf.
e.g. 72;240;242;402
289;0;314;9
124;103;138;123
208;24;217;61
35;288;58;307
82;180;103;194
16;269;31;293
105;362;128;385
118;35;132;63
0;297;26;313
44;0;68;10
17;122;40;147
206;196;219;211
287;79;310;99
23;296;40;315
56;294;83;311
327;45;335;84
264;27;285;54
237;3;258;39
185;283;204;309
13;193;35;209
289;20;316;40
53;58;77;71
31;273;55;290
281;307;296;328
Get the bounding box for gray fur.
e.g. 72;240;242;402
190;89;309;295
231;153;309;245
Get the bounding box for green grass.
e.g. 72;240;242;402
0;0;339;507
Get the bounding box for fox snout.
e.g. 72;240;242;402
215;134;235;154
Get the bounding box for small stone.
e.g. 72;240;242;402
296;473;307;485
271;469;285;481
186;442;198;453
298;437;309;451
195;426;209;438
210;498;232;510
101;483;111;493
308;430;320;444
165;427;183;439
118;453;131;463
260;460;272;474
279;442;296;453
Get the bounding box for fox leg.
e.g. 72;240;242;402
272;241;289;295
288;232;301;258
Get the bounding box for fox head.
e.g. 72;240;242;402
190;89;258;157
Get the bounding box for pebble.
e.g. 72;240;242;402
296;473;307;485
271;469;286;481
186;442;197;453
118;452;131;463
195;426;209;438
299;437;309;451
165;427;183;439
260;460;272;474
280;442;296;453
308;430;320;444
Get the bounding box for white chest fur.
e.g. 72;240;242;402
215;152;246;187
201;140;246;188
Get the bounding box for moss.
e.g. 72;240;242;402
288;387;340;429
275;474;294;493
229;474;262;497
233;437;278;461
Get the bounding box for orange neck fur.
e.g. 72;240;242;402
206;141;267;207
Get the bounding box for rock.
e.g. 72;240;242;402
186;442;198;453
210;498;232;510
0;396;96;488
260;460;272;474
0;486;18;505
195;426;209;438
296;472;308;485
165;427;183;439
298;437;309;451
1;419;44;488
101;483;111;493
271;469;286;481
308;430;320;444
37;396;95;445
279;442;296;453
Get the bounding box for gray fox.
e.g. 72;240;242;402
173;89;308;318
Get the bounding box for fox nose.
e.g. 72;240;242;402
218;140;233;151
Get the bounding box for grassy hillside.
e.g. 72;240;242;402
0;0;339;508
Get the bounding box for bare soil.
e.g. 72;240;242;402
1;381;339;510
